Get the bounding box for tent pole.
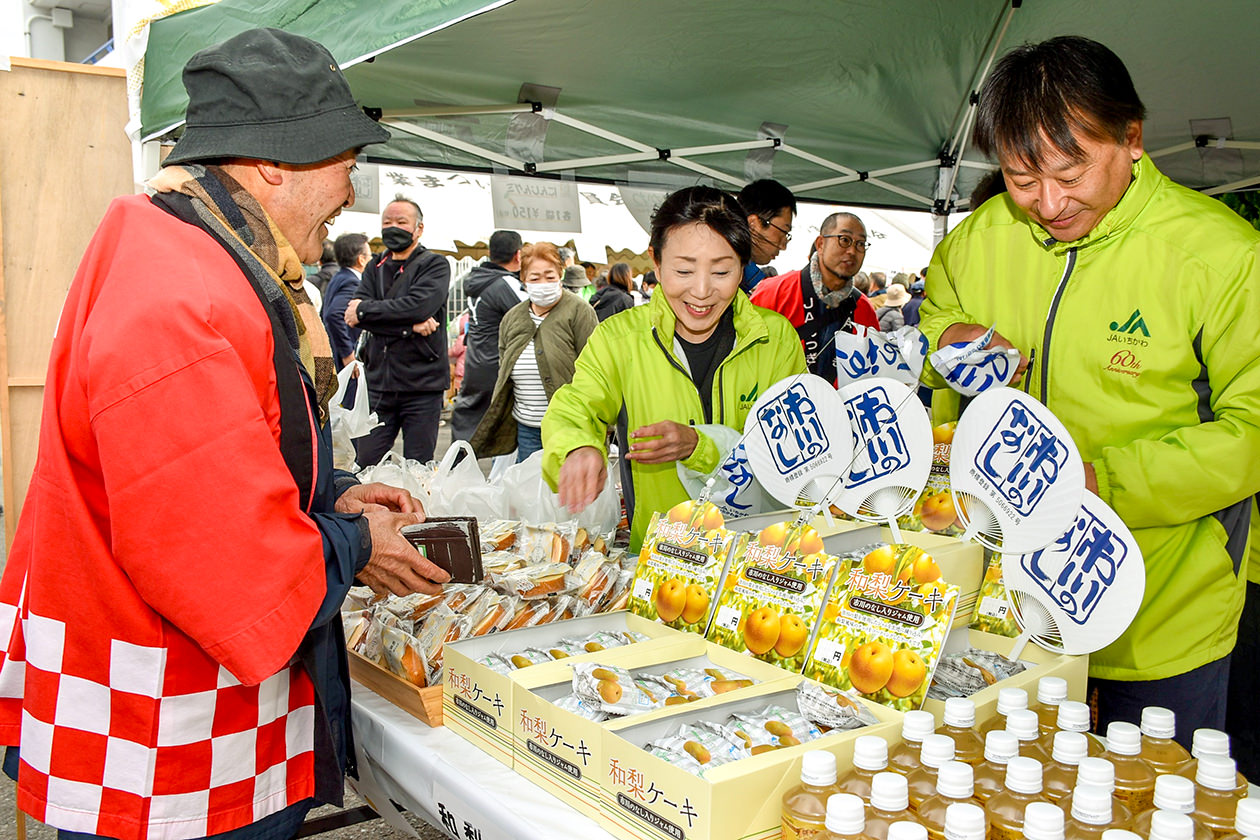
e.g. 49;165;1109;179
1204;173;1260;197
382;120;526;171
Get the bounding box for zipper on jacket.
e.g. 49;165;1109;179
1039;247;1078;403
716;337;764;426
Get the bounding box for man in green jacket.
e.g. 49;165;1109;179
920;36;1260;742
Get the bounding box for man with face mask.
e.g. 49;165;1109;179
346;196;451;465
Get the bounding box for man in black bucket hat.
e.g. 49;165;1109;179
0;28;449;840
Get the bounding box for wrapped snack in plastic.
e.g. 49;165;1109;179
927;647;1027;699
659;667;755;701
499;563;573;600
481;550;526;578
467;592;513;637
796;681;880;731
645;720;748;776
572;663;661;716
343;586;377;612
553;693;610;722
541;637;588;660
503;647;553;670
577;558;620;612
380;624;429;687
516;522;578;565
501;598;552;631
477;653;515;676
633;673;675;706
726;705;822;751
414;603;472;685
384;590;442;622
538;594;577;623
357;614;387;662
571;630;633;654
479;519;518;553
441;583;487;614
603;568;635;613
342;610;370;648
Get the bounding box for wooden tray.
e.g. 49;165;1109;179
348;649;444;725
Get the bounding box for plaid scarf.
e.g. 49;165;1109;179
148;164;338;422
810;251;860;310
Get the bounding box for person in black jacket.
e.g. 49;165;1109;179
345;197;450;464
589;261;635;321
449;229;524;441
321;232;369;370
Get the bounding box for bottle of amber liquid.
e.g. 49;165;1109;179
1099;723;1157;815
908;735;957;811
1140;708;1192;776
865;773;925;840
1025;801;1067;840
980;688;1030;737
1100;832;1143;840
891;712;938;776
976;731;1022;803
1176;731;1247;792
1061;757;1133;829
1148;812;1198;840
1130;775;1212;840
821;793;878;840
887;822;929;840
783;751;842;840
919;762;987;840
1191;756;1248;837
944;803;988;840
1219;798;1260;840
1007;709;1053;764
986;756;1049;840
1044;731;1090;803
840;736;892;802
1039;701;1105;759
1066;783;1127;840
1029;677;1068;736
938;698;986;766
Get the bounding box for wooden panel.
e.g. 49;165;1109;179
0;60;132;552
348;650;444;726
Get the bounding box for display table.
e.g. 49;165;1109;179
350;683;618;840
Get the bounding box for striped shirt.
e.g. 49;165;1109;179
511;311;548;426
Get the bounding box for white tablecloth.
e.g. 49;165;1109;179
350;683;618;840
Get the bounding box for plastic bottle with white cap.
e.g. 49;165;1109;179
783;750;842;840
1066;782;1126;840
919;761;987;840
1099;722;1156;814
865;772;925;840
1175;730;1248;790
937;698;985;766
1060;757;1134;829
887;822;929;840
1148;811;1197;840
1024;800;1067;840
1219;798;1260;840
891;712;938;776
943;803;987;840
1100;831;1143;840
908;735;957;811
1039;701;1106;759
986;756;1049;840
821;792;877;840
975;730;1021;803
840;736;892;801
1129;774;1211;840
1191;755;1248;836
980;688;1031;737
1029;677;1069;736
1044;731;1090;803
1139;707;1192;775
1006;708;1053;764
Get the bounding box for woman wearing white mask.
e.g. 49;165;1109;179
471;242;598;462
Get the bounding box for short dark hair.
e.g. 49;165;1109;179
649;186;752;268
488;229;523;264
608;262;634;293
974;35;1146;170
320;239;335;264
642;270;658;288
819;212;863;236
387;194;423;222
333;232;369;268
736;179;797;223
969;169;1008;209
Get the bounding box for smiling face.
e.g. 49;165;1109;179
1000;121;1143;242
654;222;742;343
271;150;358;263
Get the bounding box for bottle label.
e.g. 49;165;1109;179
990;822;1026;840
782;812;827;840
1113;786;1154;815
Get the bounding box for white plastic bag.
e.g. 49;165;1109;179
427;441;510;520
357;452;427;504
677;426;777;521
329;361;379;439
502;451;619;535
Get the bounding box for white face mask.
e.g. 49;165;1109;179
526;281;563;308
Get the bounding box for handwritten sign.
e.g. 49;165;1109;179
491;174;581;233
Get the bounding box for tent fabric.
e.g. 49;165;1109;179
139;0;1260;212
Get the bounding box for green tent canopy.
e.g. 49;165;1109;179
139;0;1260;213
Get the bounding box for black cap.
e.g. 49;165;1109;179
164;28;390;166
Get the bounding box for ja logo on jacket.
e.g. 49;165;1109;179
1107;308;1150;348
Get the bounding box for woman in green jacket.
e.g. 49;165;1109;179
543;187;806;550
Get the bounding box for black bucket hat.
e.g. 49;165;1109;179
163;28;390;166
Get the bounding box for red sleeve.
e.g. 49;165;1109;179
749;273;805;328
854;294;880;330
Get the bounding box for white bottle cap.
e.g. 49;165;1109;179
1149;810;1196;840
936;761;975;799
1056;701;1091;734
1101;831;1145;840
1037;677;1068;704
1003;756;1044;795
996;687;1029;716
1023;801;1065;840
888;822;929;840
944;803;987;840
944;697;977;728
1006;709;1041;742
1105;722;1142;756
1190;728;1231;760
1235;798;1260;838
1141;707;1177;740
1077;757;1117;793
1151;774;1196;813
826;793;867;835
1052;730;1089;765
1196;755;1239;792
985;730;1020;764
1070;783;1115;826
801;750;839;786
853;735;890;771
921;734;957;769
902;710;936;743
871;772;910;811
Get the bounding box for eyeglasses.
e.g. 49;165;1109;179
819;234;870;252
763;219;792;243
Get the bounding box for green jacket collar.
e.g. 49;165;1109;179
648;287;769;356
1025;153;1162;255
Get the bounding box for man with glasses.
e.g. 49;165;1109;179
750;212;878;385
736;179;797;292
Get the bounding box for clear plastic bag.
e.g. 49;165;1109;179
427;441;510;520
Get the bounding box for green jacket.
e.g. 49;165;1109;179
920;154;1260;681
542;290;806;551
470;291;597;457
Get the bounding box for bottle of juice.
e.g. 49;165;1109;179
840;736;892;802
866;772;925;840
887;822;928;840
1029;677;1068;736
1101;832;1143;840
986;756;1049;840
1044;731;1090;803
980;688;1030;737
943;803;988;840
1191;756;1247;837
919;761;988;840
821;793;878;840
1100;722;1157;814
1129;775;1211;840
891;712;938;776
908;735;957;811
1007;709;1053;764
1060;757;1133;829
1066;783;1125;840
784;751;843;840
1025;800;1067;840
1140;708;1193;776
1219;798;1260;840
938;698;986;766
1039;701;1105;758
1176;731;1247;791
1148;812;1197;840
976;730;1022;802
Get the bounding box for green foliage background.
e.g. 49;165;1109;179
1220;192;1260;230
